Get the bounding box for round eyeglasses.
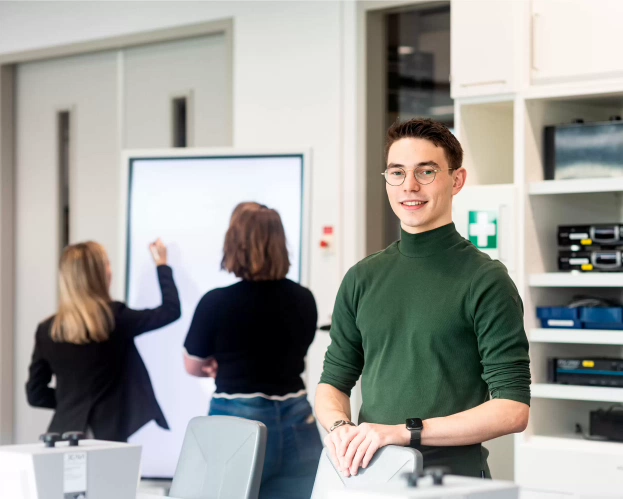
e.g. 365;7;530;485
382;166;456;186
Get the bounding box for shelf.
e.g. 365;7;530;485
532;383;623;403
521;434;623;454
530;328;623;345
529;177;623;195
529;273;623;287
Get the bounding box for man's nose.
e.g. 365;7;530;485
403;171;421;191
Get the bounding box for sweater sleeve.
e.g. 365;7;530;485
319;266;364;396
470;260;531;406
121;265;182;337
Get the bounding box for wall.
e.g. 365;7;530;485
0;0;360;441
0;0;352;315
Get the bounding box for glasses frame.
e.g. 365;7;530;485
381;166;457;186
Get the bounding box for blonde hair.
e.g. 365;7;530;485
51;242;114;344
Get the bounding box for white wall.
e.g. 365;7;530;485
0;0;348;321
0;0;363;443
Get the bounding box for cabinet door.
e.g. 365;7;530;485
531;0;623;85
451;0;519;98
517;439;623;495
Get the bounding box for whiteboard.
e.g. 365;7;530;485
121;150;310;478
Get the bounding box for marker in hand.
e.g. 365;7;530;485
150;245;160;262
149;238;168;266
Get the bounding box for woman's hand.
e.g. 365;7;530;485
201;358;219;378
149;238;168;266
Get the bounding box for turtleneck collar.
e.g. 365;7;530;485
398;222;463;258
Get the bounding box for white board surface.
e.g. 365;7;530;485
124;151;308;478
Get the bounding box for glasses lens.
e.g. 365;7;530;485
385;167;406;186
415;167;437;185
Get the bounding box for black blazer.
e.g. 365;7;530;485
26;265;181;442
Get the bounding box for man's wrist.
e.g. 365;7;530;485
330;420;356;432
395;424;411;446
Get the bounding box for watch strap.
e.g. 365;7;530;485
409;428;422;448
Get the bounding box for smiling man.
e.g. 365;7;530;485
316;118;531;478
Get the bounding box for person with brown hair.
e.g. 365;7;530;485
26;239;180;442
316;118;531;478
183;202;321;499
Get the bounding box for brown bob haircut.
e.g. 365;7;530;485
385;118;464;172
221;202;290;281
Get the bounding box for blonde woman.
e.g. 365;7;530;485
26;239;180;442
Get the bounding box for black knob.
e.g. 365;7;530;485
610;116;622;121
40;432;61;448
573;119;585;124
62;431;85;447
402;471;421;487
425;466;450;486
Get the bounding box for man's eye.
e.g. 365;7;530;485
419;169;435;176
389;170;405;176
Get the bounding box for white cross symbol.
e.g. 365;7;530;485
469;212;496;247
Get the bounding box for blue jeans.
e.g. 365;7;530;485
209;395;323;499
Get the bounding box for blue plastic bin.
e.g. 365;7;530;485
536;307;582;329
579;307;623;330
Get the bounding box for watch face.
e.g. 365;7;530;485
406;418;423;430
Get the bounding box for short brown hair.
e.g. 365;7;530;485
385;118;463;171
222;202;290;281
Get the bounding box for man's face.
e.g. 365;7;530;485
385;138;466;234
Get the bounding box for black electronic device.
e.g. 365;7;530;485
548;358;623;387
590;407;623;442
558;224;623;247
544;118;623;180
558;249;623;271
406;417;424;448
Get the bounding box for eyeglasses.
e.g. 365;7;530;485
382;166;456;186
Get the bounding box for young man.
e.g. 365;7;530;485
316;118;530;478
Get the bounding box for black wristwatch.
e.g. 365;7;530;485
406;418;424;448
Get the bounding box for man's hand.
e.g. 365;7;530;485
324;423;409;477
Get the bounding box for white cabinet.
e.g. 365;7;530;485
451;0;519;98
531;0;623;85
516;437;623;496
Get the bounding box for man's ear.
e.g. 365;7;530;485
452;168;467;196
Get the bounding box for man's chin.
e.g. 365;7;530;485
400;219;429;233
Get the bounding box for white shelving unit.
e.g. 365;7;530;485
529;273;623;287
516;89;623;494
529;177;623;195
531;328;623;345
521;433;623;453
532;383;623;403
451;0;623;493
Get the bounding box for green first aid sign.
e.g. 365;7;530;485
468;211;498;249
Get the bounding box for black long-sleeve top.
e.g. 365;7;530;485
26;265;181;442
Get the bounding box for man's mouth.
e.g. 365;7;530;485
400;200;427;211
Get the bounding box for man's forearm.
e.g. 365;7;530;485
315;383;353;432
419;399;529;446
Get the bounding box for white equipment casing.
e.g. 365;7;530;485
328;475;519;499
0;440;141;499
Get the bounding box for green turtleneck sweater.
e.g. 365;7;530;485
320;223;531;477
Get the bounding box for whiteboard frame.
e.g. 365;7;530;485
117;148;312;301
